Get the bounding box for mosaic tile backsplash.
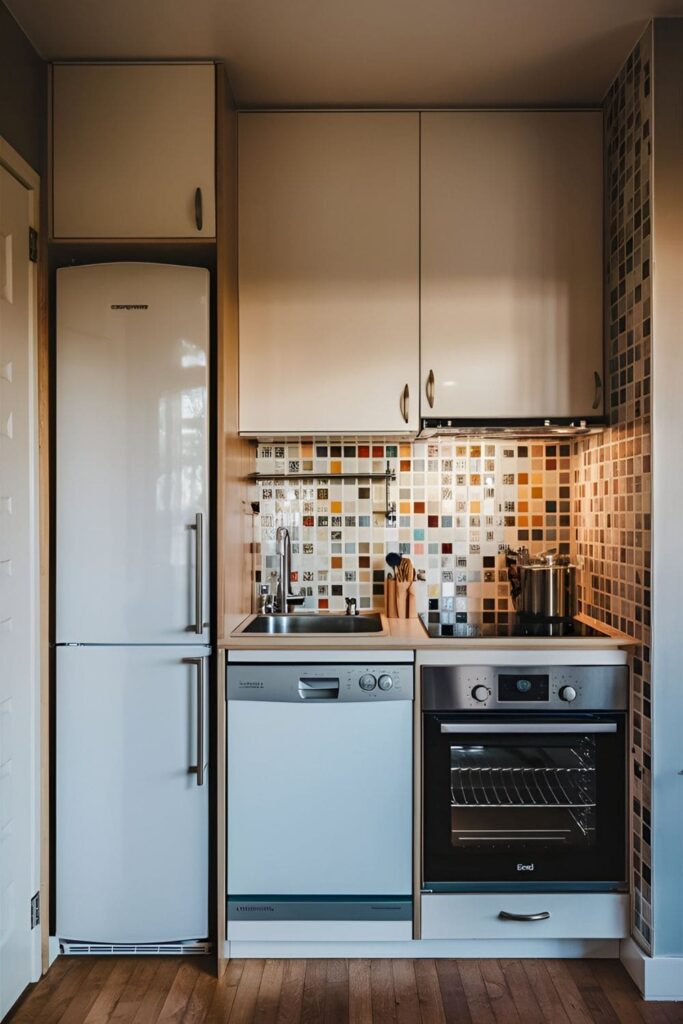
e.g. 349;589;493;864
251;438;573;618
574;27;653;953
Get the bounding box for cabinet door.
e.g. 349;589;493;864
421;112;603;420
52;63;215;239
238;113;419;434
56;646;210;944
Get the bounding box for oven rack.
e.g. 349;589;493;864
450;765;595;808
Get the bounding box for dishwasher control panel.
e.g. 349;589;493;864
228;664;414;702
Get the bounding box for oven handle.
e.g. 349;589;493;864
498;910;551;922
440;723;617;734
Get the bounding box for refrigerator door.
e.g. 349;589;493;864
56;263;210;644
56;646;210;944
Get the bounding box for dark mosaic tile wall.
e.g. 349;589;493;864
574;27;653;952
252;438;571;618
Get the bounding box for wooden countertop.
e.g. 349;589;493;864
220;612;634;651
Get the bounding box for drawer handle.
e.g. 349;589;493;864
498;910;550;922
194;187;203;231
592;370;603;410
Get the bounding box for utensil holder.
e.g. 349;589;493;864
396;581;410;618
384;578;398;618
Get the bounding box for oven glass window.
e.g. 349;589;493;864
449;737;596;848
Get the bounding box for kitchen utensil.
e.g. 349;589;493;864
386;552;402;577
506;547;578;619
384;578;398;618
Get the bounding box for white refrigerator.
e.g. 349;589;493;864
55;263;210;949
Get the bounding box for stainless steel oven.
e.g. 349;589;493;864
422;665;628;892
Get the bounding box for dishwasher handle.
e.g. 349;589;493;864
298;677;340;700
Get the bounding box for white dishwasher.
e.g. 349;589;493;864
227;653;413;941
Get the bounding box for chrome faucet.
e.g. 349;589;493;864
275;527;305;613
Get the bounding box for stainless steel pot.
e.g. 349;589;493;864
506;548;578;619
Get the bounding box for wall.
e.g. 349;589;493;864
0;2;46;172
575;25;653;953
251;437;572;616
651;17;683;961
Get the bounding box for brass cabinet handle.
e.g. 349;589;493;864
401;383;410;424
194;187;203;231
498;910;550;922
592;370;603;410
426;369;435;409
184;657;205;787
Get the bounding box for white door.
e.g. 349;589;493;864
228;700;413;895
56;263;210;644
52;63;216;239
420;112;603;420
56;645;210;945
0;162;40;1016
238;113;420;434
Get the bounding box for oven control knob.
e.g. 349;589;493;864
359;673;377;691
471;685;491;703
559;685;577;703
378;674;394;691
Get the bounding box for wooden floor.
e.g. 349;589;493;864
8;956;683;1024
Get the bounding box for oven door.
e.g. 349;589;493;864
423;712;626;890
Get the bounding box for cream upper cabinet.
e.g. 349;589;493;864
238;112;420;434
420;112;603;421
52;63;216;239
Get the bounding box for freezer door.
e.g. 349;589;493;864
227;699;413;896
56;263;210;644
56;646;210;944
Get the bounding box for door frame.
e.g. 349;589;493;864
0;136;46;978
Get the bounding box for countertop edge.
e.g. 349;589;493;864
218;612;635;650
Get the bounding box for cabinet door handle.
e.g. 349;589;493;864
426;369;435;409
592;370;603;410
401;383;410;424
498;910;550;922
184;657;205;787
194;187;203;231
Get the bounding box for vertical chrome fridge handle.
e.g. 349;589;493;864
185;657;205;787
193;512;204;634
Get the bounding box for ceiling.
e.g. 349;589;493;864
6;0;683;107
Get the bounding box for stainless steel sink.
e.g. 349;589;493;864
241;613;384;635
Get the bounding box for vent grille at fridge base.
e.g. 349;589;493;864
59;939;211;956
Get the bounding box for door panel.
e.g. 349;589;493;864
56;646;210;944
0;163;39;1017
421;112;603;420
238;113;420;434
52;64;215;239
228;700;412;895
56;263;210;643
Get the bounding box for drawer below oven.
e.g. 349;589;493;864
421;893;629;940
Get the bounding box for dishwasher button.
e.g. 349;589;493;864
359;673;377;691
378;674;394;691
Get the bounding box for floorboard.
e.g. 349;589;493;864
7;955;682;1024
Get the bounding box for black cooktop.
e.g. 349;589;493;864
419;613;611;639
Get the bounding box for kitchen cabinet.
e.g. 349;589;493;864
238;112;420;434
51;63;216;239
420;112;603;421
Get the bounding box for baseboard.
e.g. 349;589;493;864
48;936;60;967
228;938;620;959
620;936;683;1000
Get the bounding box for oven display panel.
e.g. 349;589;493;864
498;673;549;701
